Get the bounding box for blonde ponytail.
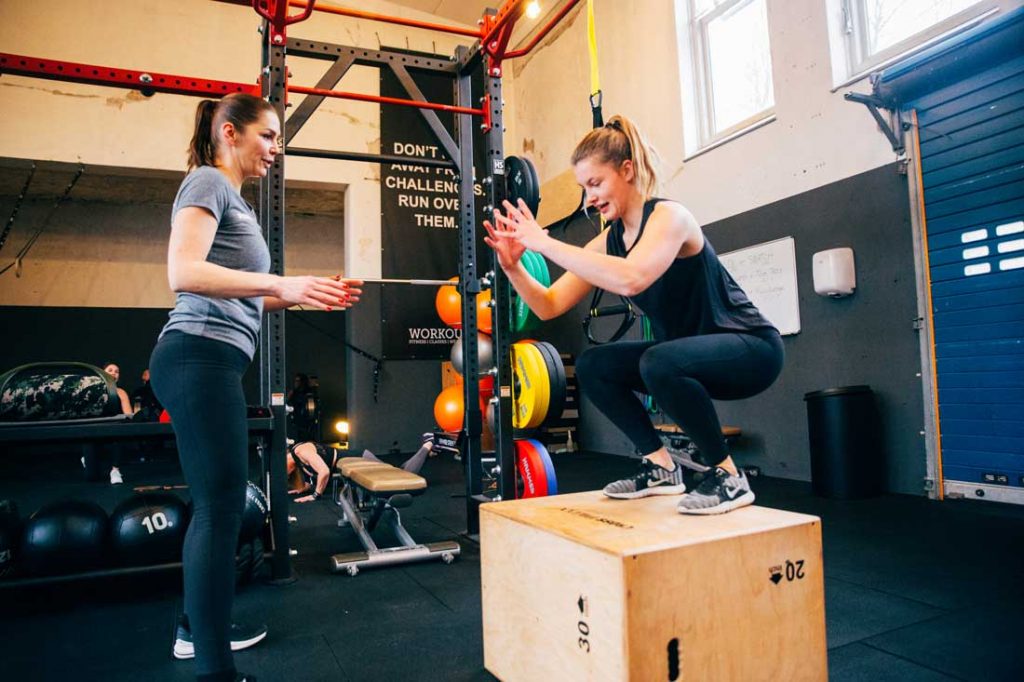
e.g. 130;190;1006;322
570;114;660;198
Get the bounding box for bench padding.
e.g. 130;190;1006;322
337;457;391;477
337;457;427;493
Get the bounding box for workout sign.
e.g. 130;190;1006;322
379;56;485;359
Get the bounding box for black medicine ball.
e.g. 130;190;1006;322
21;500;108;576
239;481;269;544
109;493;189;566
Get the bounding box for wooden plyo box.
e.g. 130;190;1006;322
481;491;826;681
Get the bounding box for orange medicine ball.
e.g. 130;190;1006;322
435;278;461;327
433;379;492;433
433;383;464;433
434;279;493;333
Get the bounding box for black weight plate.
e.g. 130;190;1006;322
533;341;566;429
505;156;541;216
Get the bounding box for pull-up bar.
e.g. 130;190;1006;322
278;0;481;38
0;53;259;99
0;52;488;126
505;0;582;58
247;0;585;63
288;84;487;119
3;0;584;124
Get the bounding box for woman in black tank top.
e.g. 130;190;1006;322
483;115;783;516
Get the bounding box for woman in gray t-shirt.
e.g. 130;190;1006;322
149;93;361;682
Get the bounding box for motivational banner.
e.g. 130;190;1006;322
379;60;486;359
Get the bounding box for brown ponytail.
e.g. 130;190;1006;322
187;100;218;171
186;93;277;171
570;114;660;199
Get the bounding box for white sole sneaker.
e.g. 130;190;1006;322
172;630;267;659
604;482;687;500
677;490;755;515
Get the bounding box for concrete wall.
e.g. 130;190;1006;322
0;188;343;308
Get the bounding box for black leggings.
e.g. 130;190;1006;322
575;331;784;466
149;331;250;679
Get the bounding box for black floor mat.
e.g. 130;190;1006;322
1;450;1022;681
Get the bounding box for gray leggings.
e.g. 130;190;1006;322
150;331;249;679
575;330;784;466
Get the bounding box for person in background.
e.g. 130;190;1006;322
131;368;163;421
84;361;132;484
286;373;318;442
287;434;435;503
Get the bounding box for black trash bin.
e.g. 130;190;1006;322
804;386;883;499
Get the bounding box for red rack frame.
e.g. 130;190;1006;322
0;53;260;99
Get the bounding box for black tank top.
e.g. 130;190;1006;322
605;198;776;341
288;442;337;484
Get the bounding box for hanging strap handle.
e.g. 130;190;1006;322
583;287;637;345
587;0;603;128
579;0;639;345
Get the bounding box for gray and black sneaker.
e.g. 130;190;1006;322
602;458;686;499
676;467;755;515
173;615;267;660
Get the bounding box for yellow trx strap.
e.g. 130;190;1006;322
586;0;604;229
587;0;601;100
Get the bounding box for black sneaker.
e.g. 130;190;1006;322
602;459;686;499
676;467;755;515
172;616;268;660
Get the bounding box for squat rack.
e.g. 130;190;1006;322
0;0;582;582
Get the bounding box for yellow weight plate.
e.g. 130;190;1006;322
511;341;550;430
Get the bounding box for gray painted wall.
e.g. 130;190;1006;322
696;163;926;495
534;164;927;497
345;286;446;455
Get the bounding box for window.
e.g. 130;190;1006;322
682;0;776;152
833;0;999;83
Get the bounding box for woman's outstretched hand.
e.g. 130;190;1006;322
484;198;549;256
276;276;363;311
483;218;527;271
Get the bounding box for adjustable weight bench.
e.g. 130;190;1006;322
330;458;460;576
656;424;743;471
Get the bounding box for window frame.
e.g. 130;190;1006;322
837;0;1001;84
686;0;777;151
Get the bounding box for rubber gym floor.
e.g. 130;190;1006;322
1;447;1022;681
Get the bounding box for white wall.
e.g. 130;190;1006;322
509;0;910;226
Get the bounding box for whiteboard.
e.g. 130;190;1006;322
718;236;800;335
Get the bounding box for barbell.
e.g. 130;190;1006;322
357;278;455;286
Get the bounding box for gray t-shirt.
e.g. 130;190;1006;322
160;166;271;359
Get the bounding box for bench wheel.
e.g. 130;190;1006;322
441;552;455;564
346;565;359;577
